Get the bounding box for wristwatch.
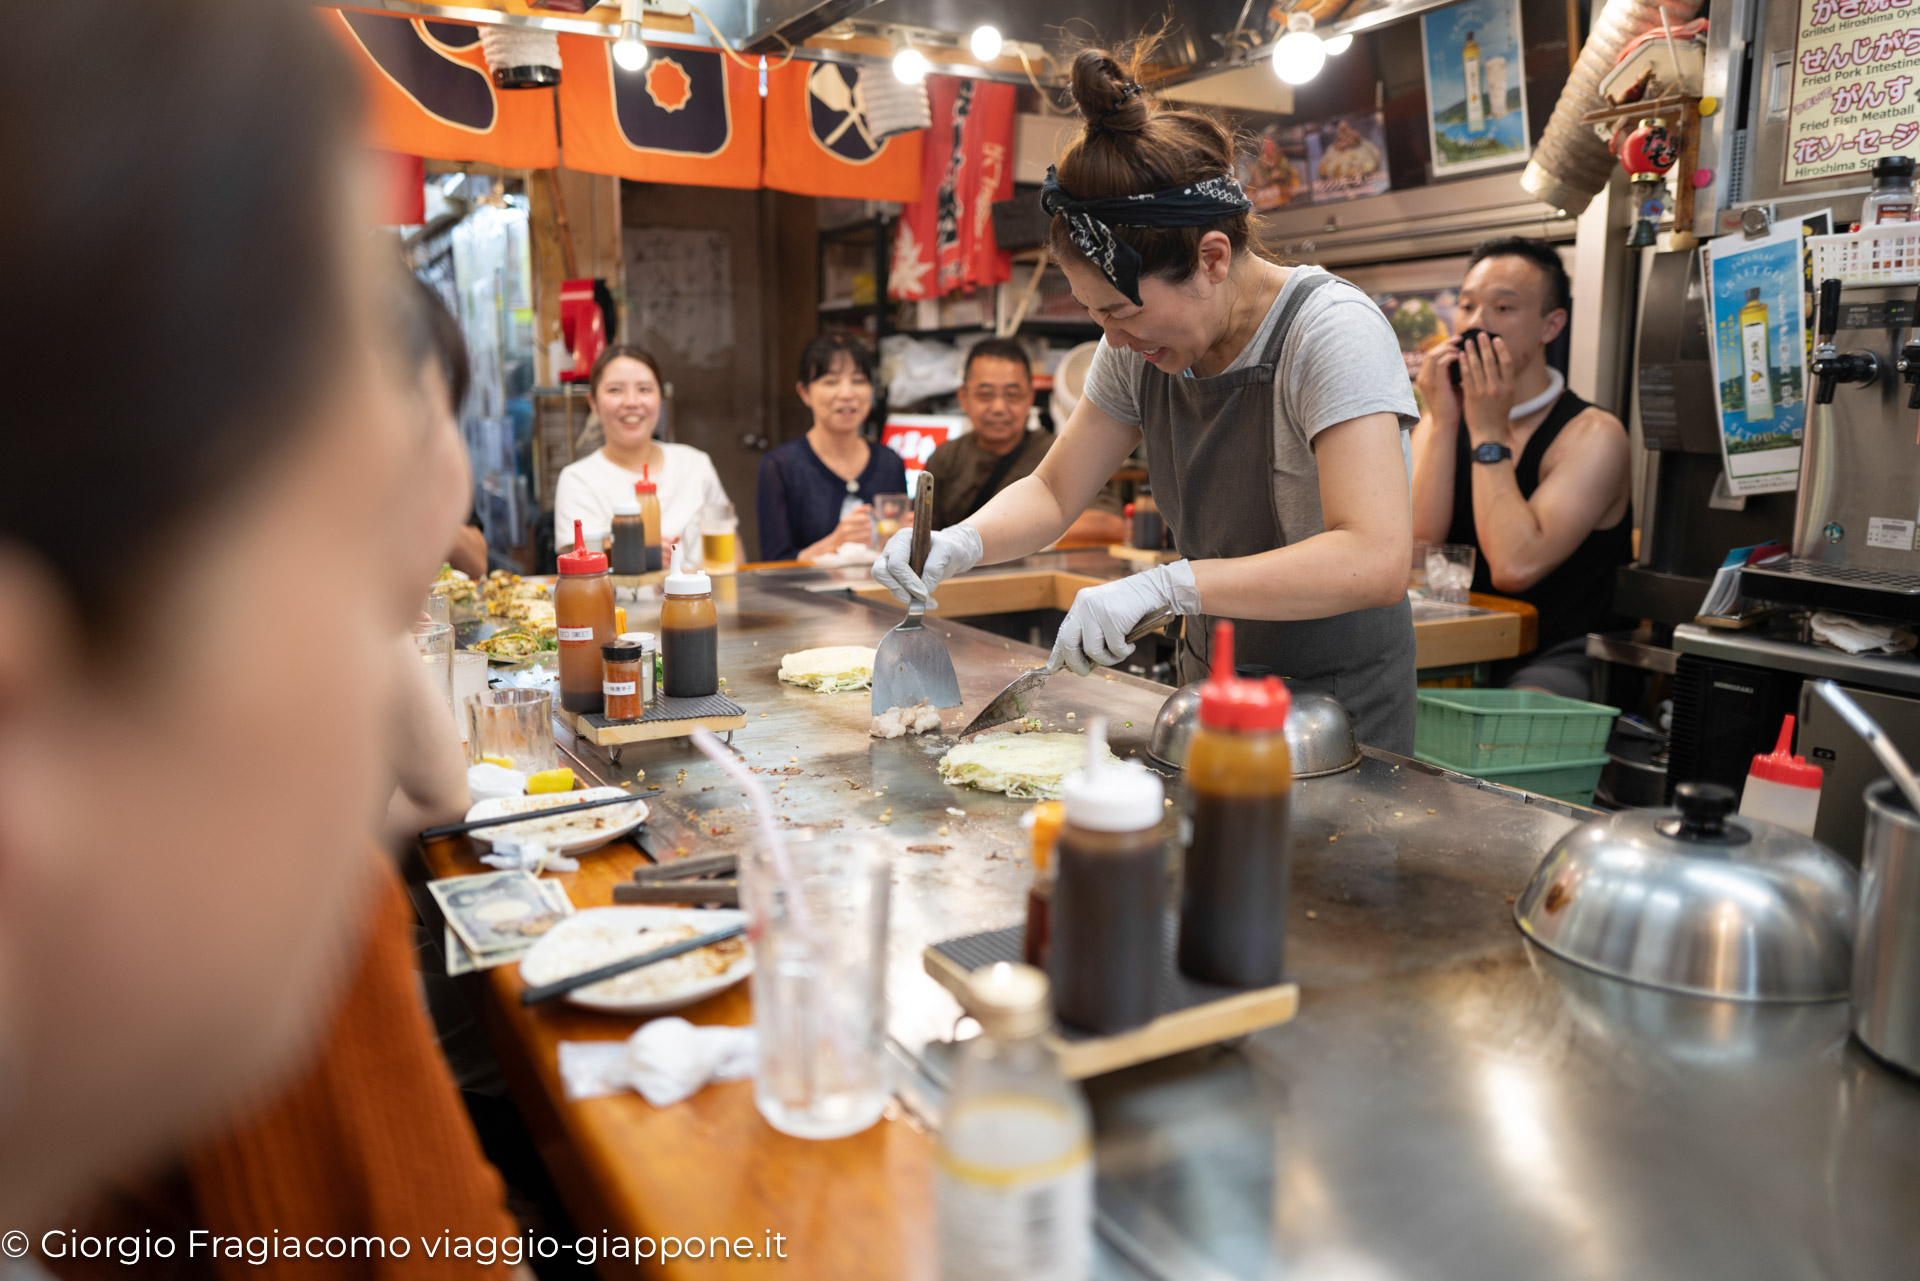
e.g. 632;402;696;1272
1472;441;1513;465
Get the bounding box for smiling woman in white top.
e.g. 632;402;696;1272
553;346;733;562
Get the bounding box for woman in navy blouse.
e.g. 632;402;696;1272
757;334;909;561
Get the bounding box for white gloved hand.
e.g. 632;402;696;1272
1049;560;1203;677
870;521;985;608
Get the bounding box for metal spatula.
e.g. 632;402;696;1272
958;606;1175;738
872;473;962;712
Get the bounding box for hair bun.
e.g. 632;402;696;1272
1068;49;1150;136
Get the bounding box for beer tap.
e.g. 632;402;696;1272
1898;281;1920;411
1813;277;1880;405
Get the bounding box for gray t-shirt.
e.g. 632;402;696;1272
1082;266;1418;546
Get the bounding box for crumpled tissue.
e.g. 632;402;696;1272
479;840;578;875
1811;611;1917;656
557;1018;756;1106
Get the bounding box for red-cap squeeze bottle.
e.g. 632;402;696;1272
1738;714;1824;836
555;518;617;715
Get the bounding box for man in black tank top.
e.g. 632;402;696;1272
1407;237;1634;698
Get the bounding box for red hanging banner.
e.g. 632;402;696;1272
761;61;925;201
555;34;762;189
890;77;1015;300
327;11;558;170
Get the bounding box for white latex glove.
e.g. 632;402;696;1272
871;521;985;608
1049;560;1203;677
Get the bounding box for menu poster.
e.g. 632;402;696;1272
1784;0;1920;184
1306;113;1392;203
1420;0;1530;176
1372;288;1461;382
1701;224;1811;495
1239;123;1311;212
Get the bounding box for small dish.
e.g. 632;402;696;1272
518;907;752;1014
464;787;648;856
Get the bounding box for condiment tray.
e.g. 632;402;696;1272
924;917;1299;1080
558;692;747;764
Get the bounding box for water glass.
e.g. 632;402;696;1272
464;687;559;773
412;620;454;717
1425;543;1477;604
701;502;738;574
744;835;891;1140
1409;540;1433;594
451;651;491;741
873;493;911;549
423;589;452;628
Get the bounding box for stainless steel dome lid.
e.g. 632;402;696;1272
1515;783;1859;1002
1146;682;1361;778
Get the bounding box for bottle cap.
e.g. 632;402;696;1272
633;466;658;497
663;541;710;595
618;631;658;652
600;641;644;663
1022;800;1065;872
1872;155;1916;180
612;488;640;516
1197;620;1291;732
961;962;1053;1041
1062;716;1164;832
1748;714;1823;789
557;520;608;574
1745;286;1761;303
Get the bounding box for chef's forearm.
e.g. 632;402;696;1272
1189;527;1407;620
967;473;1079;564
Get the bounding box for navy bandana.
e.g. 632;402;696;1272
1038;164;1253;305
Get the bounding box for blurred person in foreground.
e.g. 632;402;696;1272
0;1;519;1268
919;338;1127;543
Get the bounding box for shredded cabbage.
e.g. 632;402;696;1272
937;733;1118;800
778;646;877;693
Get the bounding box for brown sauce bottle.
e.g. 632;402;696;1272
1045;719;1168;1035
659;543;718;699
634;466;663;572
555;519;617;714
1177;620;1295;988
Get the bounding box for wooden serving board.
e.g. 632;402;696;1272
925;919;1299;1080
1105;543;1180;566
557;692;746;746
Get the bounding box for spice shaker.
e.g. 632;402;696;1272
1047;718;1167;1034
555;519;617;714
601;640;645;721
1178;619;1295;988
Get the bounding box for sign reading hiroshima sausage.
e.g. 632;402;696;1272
1785;0;1920;184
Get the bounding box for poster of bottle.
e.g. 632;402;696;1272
1783;0;1920;184
1701;223;1810;496
1306;112;1392;203
1420;0;1530;177
1239;122;1311;211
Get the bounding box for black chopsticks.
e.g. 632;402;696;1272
518;922;747;1006
419;789;663;842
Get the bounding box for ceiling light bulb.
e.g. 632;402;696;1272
969;25;1003;61
893;47;929;84
612;19;648;71
1323;31;1352;55
1272;30;1326;84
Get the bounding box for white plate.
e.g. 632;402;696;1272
517;906;752;1015
465;787;648;856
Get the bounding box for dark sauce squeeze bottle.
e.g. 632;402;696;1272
555;519;617;714
609;487;646;576
1177;619;1295;988
1047;718;1167;1034
659;543;718;699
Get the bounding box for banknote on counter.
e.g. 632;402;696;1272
430;871;574;974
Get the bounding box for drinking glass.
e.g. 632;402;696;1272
423;588;452;628
1409;540;1433;595
701;502;738;574
412;620;454;717
744;834;891;1140
1426;543;1477;604
872;493;911;548
451;651;491;741
464;688;559;773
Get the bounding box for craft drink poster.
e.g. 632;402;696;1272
1420;0;1530;176
1702;226;1809;496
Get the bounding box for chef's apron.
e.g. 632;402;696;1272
1136;271;1418;755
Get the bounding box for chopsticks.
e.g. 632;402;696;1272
518;922;747;1006
419;789;663;842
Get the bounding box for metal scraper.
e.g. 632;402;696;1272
957;605;1175;738
872;473;962;712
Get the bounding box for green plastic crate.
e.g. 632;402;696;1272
1416;751;1609;806
1415;688;1619;770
